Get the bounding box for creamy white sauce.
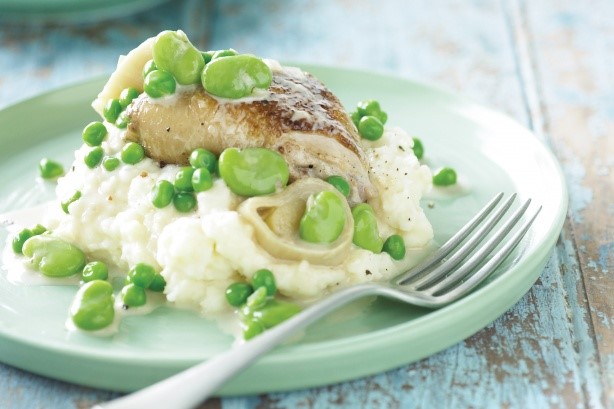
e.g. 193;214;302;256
424;177;472;200
148;84;199;107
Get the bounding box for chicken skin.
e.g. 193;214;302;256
124;63;375;204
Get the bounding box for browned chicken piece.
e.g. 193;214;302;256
124;64;375;204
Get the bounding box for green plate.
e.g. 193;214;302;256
0;0;170;22
0;66;567;394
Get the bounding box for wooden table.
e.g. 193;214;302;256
0;0;612;408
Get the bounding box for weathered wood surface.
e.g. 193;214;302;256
0;0;611;408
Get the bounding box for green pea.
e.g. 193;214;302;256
151;180;175;208
103;99;122;123
84;146;104;168
115;111;130;129
201;54;272;99
82;122;107;147
383;235;406;261
12;228;33;254
22;235;86;277
252;269;277;296
121;142;145;164
189;148;217;174
246;286;268;310
61;190;81;214
121;283;147;307
38;158;64;179
350;110;361;128
70;280;115;331
326;176;350;198
211;49;238;59
128;263;157;288
119;87;140;109
250;299;301;329
153;30;205;85
102;156;120;171
433;167;457;186
241;318;264;340
30;224;47;236
412;137;424;159
218;147;289;196
358;115;384;141
299;191;346;244
191;168;213;192
201;51;213;64
149;274;167;292
359;100;387;124
357;100;387;124
144;70;176;98
173;192;197;212
82;261;109;282
142;59;157;78
226;282;254;306
351;203;384;253
357;100;380;116
174;166;195;192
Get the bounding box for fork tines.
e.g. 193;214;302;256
395;193;541;299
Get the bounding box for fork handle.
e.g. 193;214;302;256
94;283;381;409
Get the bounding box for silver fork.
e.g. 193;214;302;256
95;192;541;409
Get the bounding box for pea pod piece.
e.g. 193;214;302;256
218;147;289;196
351;203;384;253
22;235;86;277
61;190;81;214
201;54;272;99
153;30;205;85
70;280;115;331
245;286;268;310
299;191;346;244
250;299;302;329
241;318;264;340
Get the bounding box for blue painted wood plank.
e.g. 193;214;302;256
523;0;614;406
